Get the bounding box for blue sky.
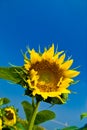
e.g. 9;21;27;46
0;0;87;129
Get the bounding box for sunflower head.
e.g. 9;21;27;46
3;106;17;127
24;44;80;104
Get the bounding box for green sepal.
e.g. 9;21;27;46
0;97;10;106
80;112;87;120
21;101;33;121
35;110;56;125
0;66;27;86
62;126;78;130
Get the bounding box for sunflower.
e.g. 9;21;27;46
0;118;2;130
3;107;16;127
24;44;80;102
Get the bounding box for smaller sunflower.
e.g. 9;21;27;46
0;118;2;130
3;107;16;127
24;44;80;103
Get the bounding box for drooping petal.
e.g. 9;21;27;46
33;91;62;100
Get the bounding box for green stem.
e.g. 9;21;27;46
32;97;35;107
28;101;40;130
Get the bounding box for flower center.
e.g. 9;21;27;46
29;60;63;92
39;70;54;83
5;110;14;120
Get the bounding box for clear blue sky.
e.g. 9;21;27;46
0;0;87;129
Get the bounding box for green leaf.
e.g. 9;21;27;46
33;125;46;130
21;101;33;121
17;118;28;130
62;126;78;130
0;97;10;106
35;110;56;125
79;124;87;130
0;67;24;84
2;128;11;130
15;122;26;130
80;113;87;120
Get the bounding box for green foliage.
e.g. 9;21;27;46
56;124;87;130
21;100;55;126
35;110;56;125
79;124;87;130
15;122;26;130
17;118;28;130
0;97;10;106
2;128;11;130
21;101;33;121
80;113;87;120
0;67;26;85
2;122;27;130
33;125;46;130
62;126;78;130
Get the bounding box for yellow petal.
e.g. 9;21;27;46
57;78;73;88
24;61;31;70
53;51;64;60
42;44;54;60
33;89;48;99
64;70;80;78
57;77;63;86
61;59;73;70
29;49;41;64
0;118;2;129
59;82;69;89
63;78;74;84
58;87;70;93
39;92;61;99
3;107;16;126
56;53;65;65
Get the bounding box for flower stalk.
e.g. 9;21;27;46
28;100;40;130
